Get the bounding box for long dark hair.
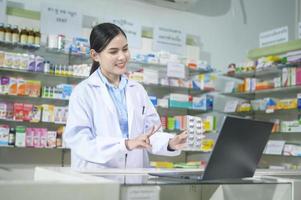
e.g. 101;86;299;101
89;23;127;75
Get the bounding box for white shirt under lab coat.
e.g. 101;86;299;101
63;69;180;169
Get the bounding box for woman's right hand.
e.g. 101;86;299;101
125;126;159;150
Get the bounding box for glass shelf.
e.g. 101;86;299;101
142;83;214;95
269;132;301;142
188;68;214;76
225;63;299;80
0;118;66;128
221;92;255;99
0;66;87;81
271;132;301;135
263;154;301;158
226;109;300;116
156;106;212;116
0;146;69;150
182;149;211;152
222;85;301;99
0;43;90;60
255;85;301;95
0;94;69;105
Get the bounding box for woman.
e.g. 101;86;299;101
64;23;187;169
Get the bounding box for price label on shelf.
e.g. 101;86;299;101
0;0;6;23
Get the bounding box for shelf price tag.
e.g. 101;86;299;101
40;2;82;37
0;0;6;23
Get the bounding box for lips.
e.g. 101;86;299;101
116;63;126;68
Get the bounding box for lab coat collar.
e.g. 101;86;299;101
87;68;139;139
87;68;136;88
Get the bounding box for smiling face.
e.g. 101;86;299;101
92;33;130;82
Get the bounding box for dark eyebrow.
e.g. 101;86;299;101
108;44;128;51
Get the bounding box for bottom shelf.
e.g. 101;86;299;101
0;147;70;166
259;154;301;169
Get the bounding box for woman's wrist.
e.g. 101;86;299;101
167;140;175;151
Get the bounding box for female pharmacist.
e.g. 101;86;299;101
64;23;187;169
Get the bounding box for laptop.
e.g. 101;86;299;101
149;116;273;181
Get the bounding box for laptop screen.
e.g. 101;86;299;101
202;116;273;180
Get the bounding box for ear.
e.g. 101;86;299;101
90;49;99;62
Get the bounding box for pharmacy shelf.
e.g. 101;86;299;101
0;66;86;81
0;43;213;76
226;109;300;116
0;146;68;150
142;83;214;95
0;41;40;50
248;39;301;60
0;68;214;96
0;146;70;166
269;132;301;141
222;85;301;99
0;119;65;129
225;63;299;80
263;154;301;158
0;43;89;60
221;92;255;99
183;149;211;152
0;94;69;106
188;68;214;76
254;85;301;95
156;106;212;116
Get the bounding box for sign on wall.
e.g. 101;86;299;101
40;3;82;37
153;26;185;55
259;26;288;48
298;22;301;39
109;18;142;49
0;0;7;23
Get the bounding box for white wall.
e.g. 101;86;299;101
7;0;297;71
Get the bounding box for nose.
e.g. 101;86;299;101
118;52;126;61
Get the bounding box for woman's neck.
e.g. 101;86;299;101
100;68;120;87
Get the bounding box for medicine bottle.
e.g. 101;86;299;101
12;25;19;44
0;23;4;42
20;27;28;45
8;127;16;146
4;24;12;43
34;29;41;46
27;28;34;46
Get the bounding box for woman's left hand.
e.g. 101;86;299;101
168;130;188;150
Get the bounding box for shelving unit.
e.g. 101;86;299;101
0;43;215;166
222;40;301;169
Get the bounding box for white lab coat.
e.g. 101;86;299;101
64;69;180;169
